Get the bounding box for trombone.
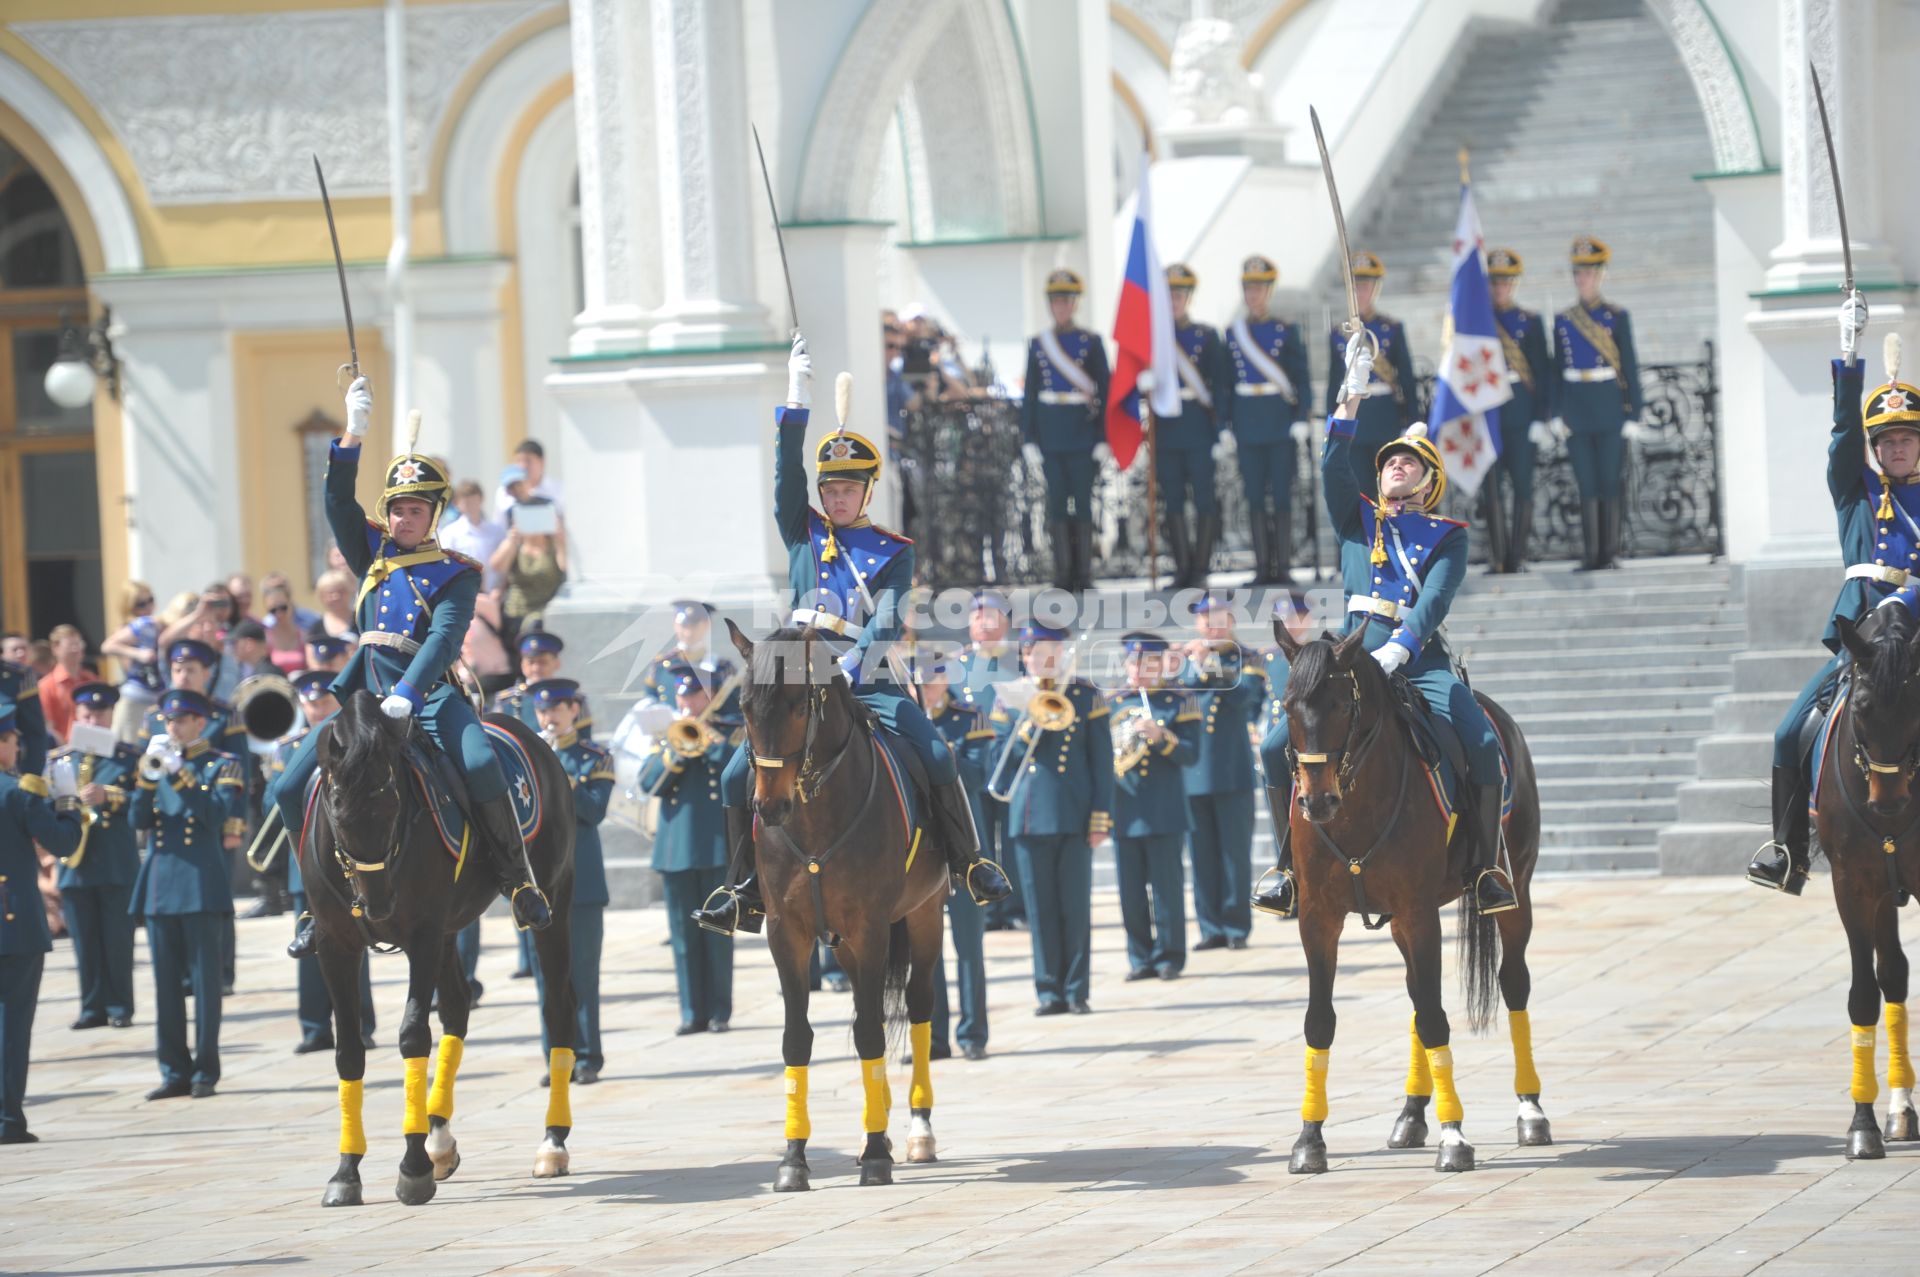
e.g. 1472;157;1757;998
665;665;747;758
985;681;1077;803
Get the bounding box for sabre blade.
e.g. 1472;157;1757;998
752;125;801;338
313;153;359;382
1809;63;1854;295
1310;106;1376;368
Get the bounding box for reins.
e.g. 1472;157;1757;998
1292;663;1415;930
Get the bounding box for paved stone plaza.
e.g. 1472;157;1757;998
3;877;1918;1275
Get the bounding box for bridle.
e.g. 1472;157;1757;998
1288;658;1410;931
747;671;859;805
1291;667;1386;801
321;744;420;953
1833;672;1920;899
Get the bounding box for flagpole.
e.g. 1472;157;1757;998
1144;404;1158;591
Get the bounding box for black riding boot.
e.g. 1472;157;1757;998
478;794;551;931
693;805;765;936
1601;498;1623;569
1191;511;1220;589
287;912;316;959
1575;499;1603;571
1271;513;1293;586
1249;511;1274;585
1482;485;1510;575
1747;764;1812;895
1508;503;1533;574
1252;785;1297;919
933;777;1010;904
1048;519;1073;592
1072;519;1096;593
1465;782;1518;915
1164;513;1192;590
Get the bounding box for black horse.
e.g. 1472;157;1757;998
300;690;577;1206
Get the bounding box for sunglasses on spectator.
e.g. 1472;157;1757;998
133;596;154;607
270;604;290;615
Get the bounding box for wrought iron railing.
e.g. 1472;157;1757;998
897;341;1719;586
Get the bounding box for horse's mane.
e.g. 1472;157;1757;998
740;625;844;715
1281;632;1373;710
1858;606;1917;706
326;690;400;784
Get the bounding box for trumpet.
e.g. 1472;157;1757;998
138;742;180;783
665;665;747;758
986;682;1077;802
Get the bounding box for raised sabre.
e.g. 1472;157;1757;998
1809;63;1860;365
313;153;360;387
751;124;801;339
1309;107;1378;366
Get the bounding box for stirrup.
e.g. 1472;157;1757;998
962;856;1011;906
286;912;316;960
1251;867;1297;920
694;884;762;938
509;883;552;933
1470;868;1519;916
1746;840;1807;895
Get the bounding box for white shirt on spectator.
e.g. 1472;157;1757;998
444;511;509;592
494;477;564;522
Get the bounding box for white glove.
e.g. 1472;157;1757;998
1092;442;1113;465
1371;641;1412;675
344;376;372;437
1341;332;1375;401
1527;420;1554;449
1290;420;1313;445
786;333;812;408
144;735;172;759
1136;369;1156;395
156;742;183;774
380;693;414;720
1212;438;1232;462
836;647;863;682
1621;418;1650;443
1022;442;1045;469
48;755;78;801
1549;417;1570;442
1841;290;1869;357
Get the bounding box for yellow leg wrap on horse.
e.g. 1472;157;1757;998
545;1048;574;1128
1426;1046;1463;1124
1510;1010;1542;1096
860;1057;892;1135
909;1021;934;1111
784;1066;811;1141
402;1056;429;1136
1852;1024;1879;1104
427;1035;464;1121
1887;1003;1915;1092
1302;1047;1330;1122
1405;1016;1432;1097
338;1078;367;1156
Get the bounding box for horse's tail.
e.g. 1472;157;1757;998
1457;896;1499;1034
883;917;912;1051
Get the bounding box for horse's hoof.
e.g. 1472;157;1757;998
427;1121;460;1181
394;1169;437;1206
1517;1115;1554;1147
1289;1128;1328;1175
906;1134;938;1164
858;1156;894;1186
773;1163;810;1193
430;1144;461;1181
1435;1129;1475;1173
533;1143;571;1178
1887;1106;1920;1142
1387;1115;1428;1149
321;1178;363;1208
1848;1127;1887;1161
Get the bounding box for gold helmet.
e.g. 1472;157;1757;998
1165;262;1198;290
1350;251;1386;280
1570;235;1611;267
1044;269;1084;296
1486;247;1523;278
1866;335;1920;441
816;429;883;491
1241;254;1278;285
1375;423;1448;513
380;452;451;526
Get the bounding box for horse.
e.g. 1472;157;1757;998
1814;604;1920;1160
299;689;578;1206
1269;620;1548;1174
724;620;949;1192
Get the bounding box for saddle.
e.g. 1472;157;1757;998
405;722;545;869
1797;664;1849;782
1382;671;1514;876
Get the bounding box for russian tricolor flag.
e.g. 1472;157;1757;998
1427;177;1512;498
1106;160;1179;469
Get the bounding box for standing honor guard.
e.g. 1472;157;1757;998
1111;633;1200;981
1485;249;1555;573
1180;595;1265;950
1220;255;1313;584
530;679;613;1083
917;661;995;1060
51;683;140;1030
1324;251;1418;488
1323;339;1518;915
638;664;735;1036
0;660;50;777
1549;235;1643;570
957;590;1024;932
132;688;246;1100
696;335;1012;936
987;623;1112;1015
1;697;84;1143
1749;296;1916;895
1019;270;1110;593
277;670;375;1054
1159;264;1231;590
636;600;737;729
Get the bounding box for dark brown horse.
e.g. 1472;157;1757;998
1816;605;1920;1160
725;621;948;1191
301;690;577;1206
1271;620;1547;1174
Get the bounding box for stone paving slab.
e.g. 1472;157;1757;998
4;877;1920;1274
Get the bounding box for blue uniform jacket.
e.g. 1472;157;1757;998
270;728;314;895
50;743;141;890
1324;417;1470;670
1111;688;1200;837
0;664;51;776
552;732;613;906
1218;316;1312;443
639;730;731;875
323;441;482;707
141;699;251;790
987;678;1114;838
1019;328;1111;455
129;742;243;916
955;642;1019;721
929;699;996;795
1;771;82;955
1326;315;1418;425
494;684;594;740
1550;302;1643;422
1178;644;1265;796
1823;359;1920;650
1160;322;1229;451
1495;305;1553;433
775;406;912;668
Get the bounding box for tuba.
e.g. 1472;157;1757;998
234;673;299;751
985;682;1077;802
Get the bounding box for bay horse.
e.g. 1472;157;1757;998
725;620;948;1192
1815;605;1920;1160
301;690;577;1206
1270;621;1548;1174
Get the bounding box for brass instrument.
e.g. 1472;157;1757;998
59;807;98;869
665;666;746;758
138;744;178;783
986;682;1078;802
1111;689;1159;777
245;805;289;873
234;673;299;750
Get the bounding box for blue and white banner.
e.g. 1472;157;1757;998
1428;181;1512;498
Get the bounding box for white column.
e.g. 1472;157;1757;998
785;224;891;520
644;0;774;349
567;0;660;355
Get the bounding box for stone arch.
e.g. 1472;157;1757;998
437;15;574;255
797;0;1041;237
0;49;142;273
1642;0;1767;172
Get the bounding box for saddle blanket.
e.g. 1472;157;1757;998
412;721;545;870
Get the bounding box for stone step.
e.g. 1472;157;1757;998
1541;797;1678;824
1470;664;1732;694
1449;626;1744;656
1523;728;1699;757
1461;642;1744;676
1509;707;1715;738
1451;578;1739;607
1532;753;1696;781
1536;774;1691;802
1444;606;1740;635
1657;822;1767;876
1712;693;1800;735
1541;820;1663;850
1732;649;1831;694
1672;778;1772;825
1487;686;1727;717
1695;733;1774;780
1536;847;1662;875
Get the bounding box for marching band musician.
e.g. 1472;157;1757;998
1110;633;1200;982
49;682;140;1031
637;600;739;729
1179;595;1266;951
131;688;246;1100
917;661;995;1061
1;696;84;1144
638;663;736;1037
1019;270;1110;593
1484;249;1554;574
1549;235;1643;570
494;631;593;739
530;679;614;1083
1323;251;1418;488
0;658;51;777
1158;263;1232;590
987;622;1112;1016
1219;255;1313;585
277;670;375;1055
